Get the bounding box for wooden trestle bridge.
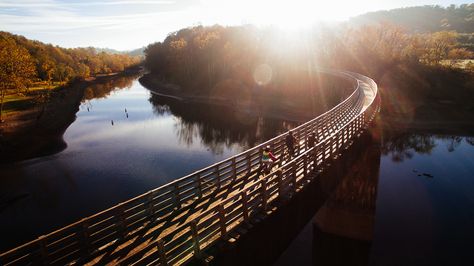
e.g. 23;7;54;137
0;70;379;266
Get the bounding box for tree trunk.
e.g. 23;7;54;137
0;88;5;122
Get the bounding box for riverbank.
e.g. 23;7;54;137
0;70;141;163
375;65;474;135
139;73;348;123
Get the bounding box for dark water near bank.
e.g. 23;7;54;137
1;73;474;266
275;132;474;266
0;75;297;252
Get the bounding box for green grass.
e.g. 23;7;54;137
1;82;65;115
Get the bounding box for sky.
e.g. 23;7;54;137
0;0;471;50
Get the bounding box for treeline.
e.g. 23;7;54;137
144;23;473;99
0;31;141;86
350;4;474;33
144;25;359;113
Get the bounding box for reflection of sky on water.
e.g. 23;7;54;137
372;137;474;265
0;77;278;252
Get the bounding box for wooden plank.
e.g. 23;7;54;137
1;71;377;266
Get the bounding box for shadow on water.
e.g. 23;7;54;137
149;94;299;154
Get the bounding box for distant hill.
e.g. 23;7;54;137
350;4;474;33
94;47;145;57
127;47;145;57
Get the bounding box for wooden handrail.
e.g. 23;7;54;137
0;70;379;266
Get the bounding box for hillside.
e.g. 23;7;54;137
94;47;145;57
0;31;141;84
350;4;474;33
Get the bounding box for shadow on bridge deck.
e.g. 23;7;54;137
199;123;381;266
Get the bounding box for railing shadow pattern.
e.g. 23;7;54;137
0;70;379;266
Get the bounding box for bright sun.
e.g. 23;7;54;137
201;0;373;30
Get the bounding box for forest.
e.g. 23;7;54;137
0;31;141;120
144;4;474;83
144;22;473;110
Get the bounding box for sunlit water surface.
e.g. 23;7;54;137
0;75;296;252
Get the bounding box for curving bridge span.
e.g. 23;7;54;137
0;70;380;266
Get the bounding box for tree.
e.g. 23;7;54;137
0;37;36;121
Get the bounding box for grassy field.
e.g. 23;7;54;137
1;82;65;115
440;59;474;70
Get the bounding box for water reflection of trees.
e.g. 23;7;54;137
467;137;474;146
149;94;298;154
82;74;138;101
382;130;474;162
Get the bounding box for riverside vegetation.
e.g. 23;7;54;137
142;5;473;132
0;32;141;161
1;4;473;162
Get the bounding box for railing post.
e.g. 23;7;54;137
291;163;297;193
303;154;308;180
218;204;227;238
322;141;327;161
241;191;249;224
246;153;251;172
147;191;156;222
231;157;237;182
196;174;203;199
260;179;268;211
38;235;50;265
341;126;346;148
157;239;168;265
190;220;201;258
116;204;127;239
362;112;367;129
174;183;181;209
80;219;91;256
278;140;285;167
215;165;221;189
277;169;284;198
313;146;319;169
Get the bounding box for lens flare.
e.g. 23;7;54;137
253;64;272;86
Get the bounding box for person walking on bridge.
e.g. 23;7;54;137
286;130;298;158
262;145;278;174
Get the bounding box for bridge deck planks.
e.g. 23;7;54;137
84;146;310;265
0;70;379;266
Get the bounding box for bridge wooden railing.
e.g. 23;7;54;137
0;70;378;266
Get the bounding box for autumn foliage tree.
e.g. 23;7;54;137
0;37;36;121
0;31;141;85
0;31;142;119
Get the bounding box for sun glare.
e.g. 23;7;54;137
201;0;372;30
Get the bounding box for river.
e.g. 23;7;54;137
0;74;298;252
1;74;473;266
275;131;474;266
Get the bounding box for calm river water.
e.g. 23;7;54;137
0;74;297;252
275;132;474;266
1;74;473;266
